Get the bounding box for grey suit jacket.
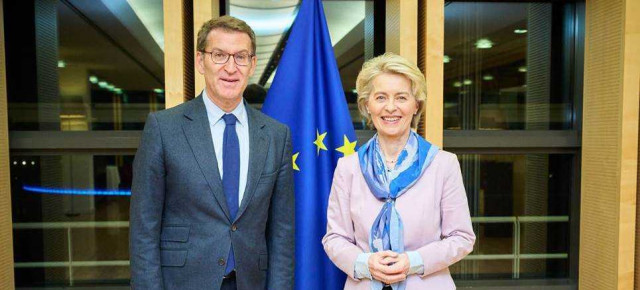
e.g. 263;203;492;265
130;96;295;290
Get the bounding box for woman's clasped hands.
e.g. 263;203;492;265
367;251;411;285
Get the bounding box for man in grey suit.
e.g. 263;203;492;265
130;16;295;290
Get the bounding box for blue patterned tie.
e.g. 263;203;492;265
222;113;239;274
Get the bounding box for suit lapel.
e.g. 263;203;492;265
182;96;232;221
235;104;269;222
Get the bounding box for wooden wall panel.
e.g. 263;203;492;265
193;0;220;96
0;0;16;288
581;0;640;289
385;0;417;64
164;0;195;107
164;0;186;108
418;0;443;147
637;74;640;289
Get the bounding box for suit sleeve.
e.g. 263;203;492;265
266;127;295;289
130;113;166;290
416;153;476;277
322;158;366;281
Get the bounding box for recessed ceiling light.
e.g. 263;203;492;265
57;60;66;68
514;29;528;34
89;76;98;84
98;81;108;88
518;66;527;73
154;88;164;94
453;81;462;88
463;79;473;85
443;55;451;63
483;75;494;81
232;14;297;37
475;38;493;49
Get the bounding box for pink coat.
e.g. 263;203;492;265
322;150;476;290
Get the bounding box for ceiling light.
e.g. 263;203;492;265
453;81;462;88
514;29;528;34
463;79;473;85
89;76;98;84
114;88;122;94
60;114;86;119
475;38;493;49
518;66;527;73
483;75;494;81
57;60;66;68
443;55;451;63
154;88;164;94
106;84;115;91
98;81;108;88
230;6;297;36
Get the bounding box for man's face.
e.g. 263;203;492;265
196;29;256;109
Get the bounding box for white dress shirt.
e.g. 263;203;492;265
202;90;250;206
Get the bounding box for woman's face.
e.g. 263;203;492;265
366;73;418;139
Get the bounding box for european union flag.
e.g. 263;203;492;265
262;0;357;289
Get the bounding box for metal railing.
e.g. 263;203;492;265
13;215;570;285
465;216;569;278
13;221;130;286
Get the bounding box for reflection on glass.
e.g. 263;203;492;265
452;154;573;280
11;155;132;286
444;2;578;130
5;0;164;131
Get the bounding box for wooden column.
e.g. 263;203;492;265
581;0;640;289
163;0;194;107
193;0;220;95
0;0;16;288
385;0;417;64
417;0;444;147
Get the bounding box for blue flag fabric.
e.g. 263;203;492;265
262;0;357;289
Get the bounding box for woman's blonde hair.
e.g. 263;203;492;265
356;52;427;129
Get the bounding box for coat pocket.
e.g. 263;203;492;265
161;249;187;267
160;225;190;242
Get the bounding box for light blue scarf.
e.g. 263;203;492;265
357;131;439;290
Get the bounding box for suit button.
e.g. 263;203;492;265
218;258;225;266
231;225;237;232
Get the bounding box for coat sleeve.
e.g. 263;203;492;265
416;153;476;277
266;127;296;289
322;158;365;280
129;113;166;290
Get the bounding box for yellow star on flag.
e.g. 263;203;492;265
313;130;328;155
336;135;357;157
292;152;300;171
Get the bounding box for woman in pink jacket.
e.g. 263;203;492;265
322;53;475;290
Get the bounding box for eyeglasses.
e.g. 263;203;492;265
200;50;254;66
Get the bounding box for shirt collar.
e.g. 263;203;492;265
202;89;248;127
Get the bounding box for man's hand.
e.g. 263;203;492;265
367;251;408;285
